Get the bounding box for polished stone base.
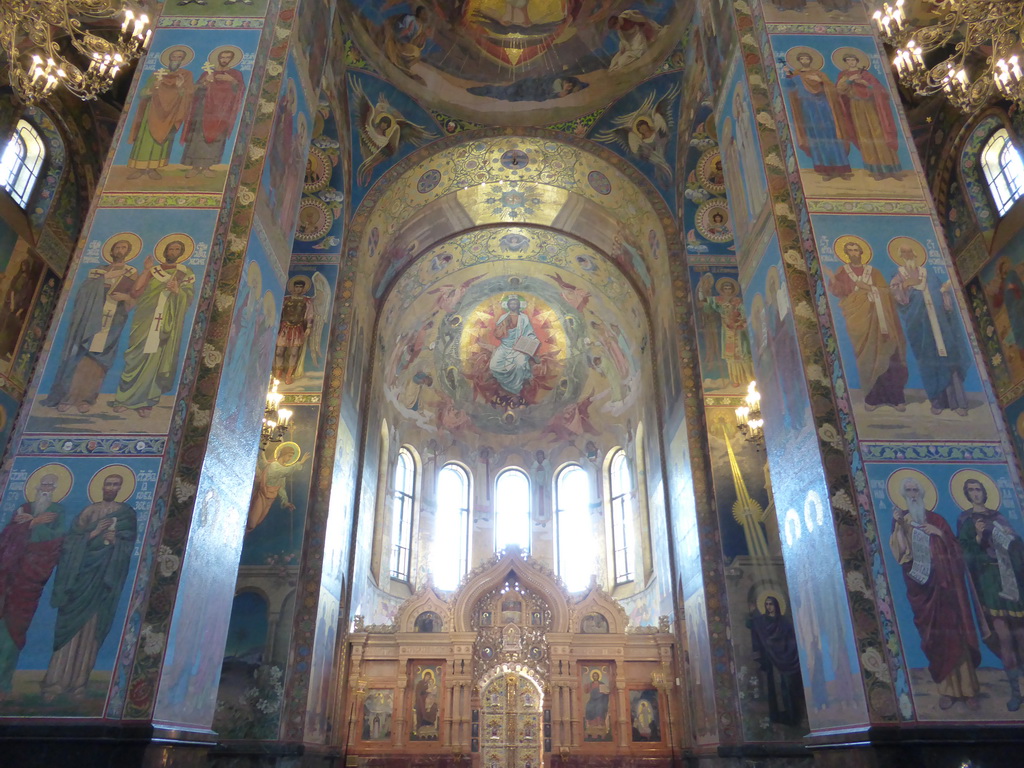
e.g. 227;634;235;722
0;724;215;767
807;725;1024;768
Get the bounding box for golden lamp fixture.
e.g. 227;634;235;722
874;0;1024;112
1;0;151;103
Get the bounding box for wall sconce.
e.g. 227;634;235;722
260;377;292;448
735;381;764;445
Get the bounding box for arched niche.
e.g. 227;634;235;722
394;584;451;633
451;550;571;633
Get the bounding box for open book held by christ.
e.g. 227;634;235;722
512;334;540;358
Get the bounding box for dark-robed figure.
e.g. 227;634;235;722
749;595;804;726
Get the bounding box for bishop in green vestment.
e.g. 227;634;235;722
111;239;195;416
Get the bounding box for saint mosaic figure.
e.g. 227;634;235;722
607;11;663;71
248;441;310;532
993;257;1024;355
583;667;611;740
825;235;908;410
111;235;196;417
127;46;196;180
273;273;330;385
748;595;804;724
834;47;904;180
41;467;137;701
44;234;141;414
697;274;754;388
180;46;245;178
0;467;69;697
888;238;970;415
0;257;40;360
888;470;980;710
381;5;431;81
955;471;1024;712
411;666;439;739
781;47;852;180
489;294;538;396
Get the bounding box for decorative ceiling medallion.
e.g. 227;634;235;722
695;200;733;244
295;198;334;242
303;147;332;194
697;149;726;196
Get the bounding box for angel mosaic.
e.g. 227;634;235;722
273;273;331;385
594;83;679;186
352;78;435;187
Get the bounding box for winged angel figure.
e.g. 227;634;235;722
352;78;434;188
274;271;331;385
594;83;680;186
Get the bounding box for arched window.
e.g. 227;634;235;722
981;128;1024;216
495;467;531;554
555;463;592;592
434;463;470;591
0;119;45;208
389;447;416;582
609;450;634;585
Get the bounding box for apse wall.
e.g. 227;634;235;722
367;227;665;613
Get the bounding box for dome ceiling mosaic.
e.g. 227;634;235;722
341;1;688;125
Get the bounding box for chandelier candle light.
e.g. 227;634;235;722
261;378;293;448
874;0;1024;112
735;381;764;445
1;0;151;103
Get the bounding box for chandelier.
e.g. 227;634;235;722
1;0;151;104
260;378;293;449
734;381;764;446
874;0;1024;113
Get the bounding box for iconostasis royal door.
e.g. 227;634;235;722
480;672;542;768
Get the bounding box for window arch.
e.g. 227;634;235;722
433;462;470;591
555;463;593;592
0;119;45;208
495;467;531;554
981;127;1024;216
389;447;416;582
608;449;634;585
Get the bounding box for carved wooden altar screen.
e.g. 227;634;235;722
343;551;678;767
480;672;542;768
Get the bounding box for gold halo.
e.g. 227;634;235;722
715;276;739;294
786;46;824;72
287;79;298;113
832;46;871;71
834;235;873;264
207;45;243;68
1016;410;1024;439
247;260;262;295
263;290;276;328
154;233;196;265
888;237;926;267
25;464;73;503
87;464;136;503
159;45;195;68
886;468;937;511
274;441;301;466
756;588;788;616
950;469;1001;511
101;232;143;264
749;293;765;338
0;403;6;433
288;275;312;293
765;265;780;298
